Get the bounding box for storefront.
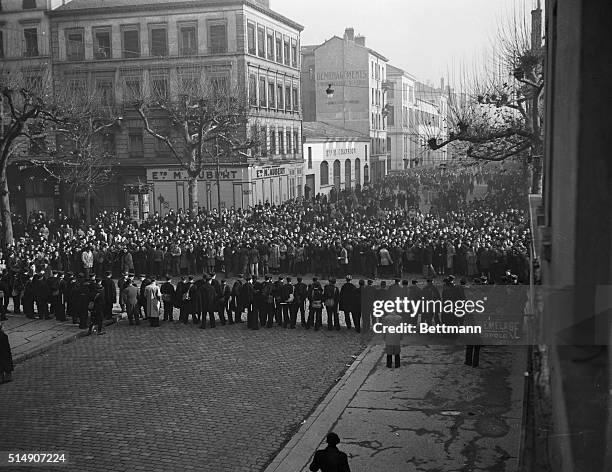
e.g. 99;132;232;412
146;162;303;214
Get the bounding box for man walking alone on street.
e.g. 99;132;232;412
309;432;351;472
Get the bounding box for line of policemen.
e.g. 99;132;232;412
125;273;371;332
0;269;116;335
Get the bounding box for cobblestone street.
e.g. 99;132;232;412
0;321;365;471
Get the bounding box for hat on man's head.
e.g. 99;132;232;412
345;275;352;281
326;432;340;446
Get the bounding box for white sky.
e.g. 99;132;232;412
273;0;531;86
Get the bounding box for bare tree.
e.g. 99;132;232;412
0;67;52;245
136;73;260;214
31;84;122;223
413;5;544;193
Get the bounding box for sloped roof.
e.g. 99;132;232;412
302;121;370;141
51;0;303;30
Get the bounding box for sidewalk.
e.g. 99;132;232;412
2;314;89;364
265;343;527;472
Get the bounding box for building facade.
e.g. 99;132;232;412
301;27;389;183
302;121;369;199
0;0;75;218
11;0;304;218
385;64;416;171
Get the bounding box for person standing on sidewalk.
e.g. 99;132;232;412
88;279;106;336
121;277;140;326
309;432;351;472
0;322;14;383
384;310;403;368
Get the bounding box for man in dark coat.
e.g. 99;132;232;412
323;279;340;331
0;322;14;383
309;432;351;472
200;276;217;329
121;277;140;325
339;276;356;330
101;271;117;320
32;274;50;319
160;276;175;321
88;279;106;335
48;272;65;321
261;276;275;327
294;277;308;328
139;275;152;318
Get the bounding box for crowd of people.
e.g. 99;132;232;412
0;163;531;334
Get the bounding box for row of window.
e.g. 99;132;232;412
64;21;228;62
250;125;301;157
371;87;384;106
65;73;229;107
371;61;385;81
246;22;298;68
248;75;299;112
371;112;385;130
122;125;301;158
0;29;40;58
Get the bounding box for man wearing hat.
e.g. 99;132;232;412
49;271;66;321
102;271;117;320
0;322;14;384
339;275;356;330
293;277;308;328
308;432;351;472
144;277;162;327
88;278;106;335
160;275;175;322
117;272;130;313
261;275;275;327
323;279;340;331
306;278;324;330
121;276;140;325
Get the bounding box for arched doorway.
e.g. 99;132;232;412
344;159;352;189
364;163;369;185
333;159;341;189
320;161;329;186
354;158;361;186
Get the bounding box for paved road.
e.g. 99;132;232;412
0;321;365;472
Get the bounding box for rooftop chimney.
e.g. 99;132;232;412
355;35;366;46
344;27;355;41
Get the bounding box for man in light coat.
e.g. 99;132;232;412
144;278;162;327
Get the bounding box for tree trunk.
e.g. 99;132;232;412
85;190;92;224
0;166;14;246
530;156;543;195
188;176;198;215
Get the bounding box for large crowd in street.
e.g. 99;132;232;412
0;163;531;335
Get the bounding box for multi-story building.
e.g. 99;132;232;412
386;66;450;170
413;80;449;166
1;0;74;218
302;121;369;198
301;27;389;183
9;0;304;218
386;64;417;171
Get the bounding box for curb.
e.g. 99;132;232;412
13;319;116;365
264;343;383;472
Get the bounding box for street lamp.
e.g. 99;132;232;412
326;84;335;99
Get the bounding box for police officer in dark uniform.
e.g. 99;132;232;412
22;274;36;319
261;275;274;327
220;280;232;323
294;277;308;328
160;276;175;321
74;274;90;329
102;271;117;320
252;277;264;328
201;275;217;329
33;273;50;319
48;271;65;321
339;275;356;330
88;278;106;335
139;275;151;318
